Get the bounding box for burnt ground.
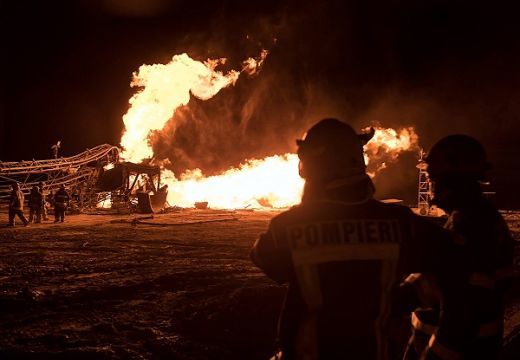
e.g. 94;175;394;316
0;209;519;359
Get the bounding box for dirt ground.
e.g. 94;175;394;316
0;209;519;359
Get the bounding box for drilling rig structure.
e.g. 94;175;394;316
0;144;120;208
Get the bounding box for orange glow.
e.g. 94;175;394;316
364;127;419;177
163;154;303;209
119;52;419;209
120;52;267;162
241;49;268;76
162;127;418;209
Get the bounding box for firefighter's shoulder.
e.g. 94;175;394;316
372;200;417;223
268;203;307;227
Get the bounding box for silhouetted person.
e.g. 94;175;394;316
38;181;49;221
53;185;70;223
251;119;461;360
28;185;43;223
71;188;80;202
8;183;29;227
51;141;61;158
404;135;515;359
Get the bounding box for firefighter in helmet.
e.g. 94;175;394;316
251;119;461;360
53;184;70;223
404;135;515;359
28;185;43;223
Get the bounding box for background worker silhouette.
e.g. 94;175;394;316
409;135;515;359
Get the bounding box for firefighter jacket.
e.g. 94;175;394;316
431;196;514;359
54;189;70;208
405;195;514;360
9;189;25;210
251;181;459;360
28;189;43;209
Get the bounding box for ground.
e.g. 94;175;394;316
0;209;519;359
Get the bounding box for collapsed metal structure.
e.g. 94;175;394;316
0;144;120;207
0;144;167;211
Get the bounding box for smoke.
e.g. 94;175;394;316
140;0;520;207
4;1;519;208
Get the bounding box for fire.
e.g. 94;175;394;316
163;128;418;209
241;49;268;76
163;154;303;209
364;127;419;177
120;52;267;162
119;52;420;209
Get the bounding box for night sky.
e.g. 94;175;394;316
2;0;520;208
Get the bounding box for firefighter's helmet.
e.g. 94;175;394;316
425;134;490;181
297;118;372;181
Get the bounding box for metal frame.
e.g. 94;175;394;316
417;149;432;215
0;144;120;208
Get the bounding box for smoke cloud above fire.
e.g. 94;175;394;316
130;0;519;207
119;47;420;208
120;52;268;162
6;1;518;207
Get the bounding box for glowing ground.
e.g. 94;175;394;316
0;210;518;359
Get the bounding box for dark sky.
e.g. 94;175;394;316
2;0;520;207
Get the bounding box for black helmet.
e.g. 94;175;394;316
297;118;372;181
425;134;490;181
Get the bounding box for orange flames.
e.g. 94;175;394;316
119;53;419;209
120;52;267;162
162;154;302;209
364;127;419;177
163;128;418;208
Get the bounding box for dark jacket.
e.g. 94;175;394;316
435;196;515;357
251;180;459;360
54;188;70;208
28;188;43;209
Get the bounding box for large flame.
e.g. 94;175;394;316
163;154;302;209
364;127;419;177
120;53;266;162
119;52;419;209
163;128;419;208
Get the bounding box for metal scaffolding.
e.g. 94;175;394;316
0;144;120;207
417;149;432;215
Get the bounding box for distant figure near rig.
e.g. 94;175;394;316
251;119;462;360
39;181;49;221
403;135;515;359
8;183;29;227
28;185;43;223
53;185;70;223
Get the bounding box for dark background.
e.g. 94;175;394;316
1;0;520;208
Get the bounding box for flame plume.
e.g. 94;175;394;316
364;127;419;177
119;52;419;209
163;154;302;209
163;128;419;209
120;53;267;162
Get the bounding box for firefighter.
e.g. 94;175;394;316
8;183;29;227
404;135;515;359
53;184;70;223
28;185;43;223
251;119;461;360
38;181;49;221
